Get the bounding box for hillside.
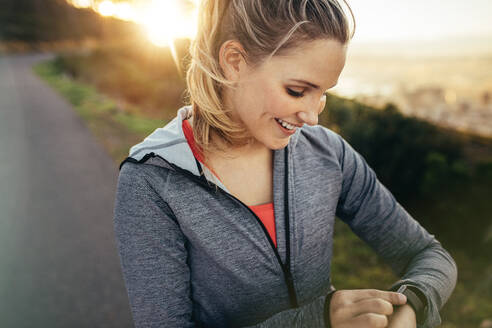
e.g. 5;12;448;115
0;0;138;50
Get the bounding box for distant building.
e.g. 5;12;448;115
481;91;491;106
458;100;471;114
406;87;446;110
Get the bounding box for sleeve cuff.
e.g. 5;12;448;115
324;285;337;328
389;282;429;326
407;285;429;325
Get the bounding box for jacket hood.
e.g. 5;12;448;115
126;105;197;172
120;105;303;192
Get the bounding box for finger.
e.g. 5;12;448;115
345;289;407;305
341;312;389;328
345;297;394;317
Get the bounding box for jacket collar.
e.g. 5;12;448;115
127;105;198;173
121;105;302;191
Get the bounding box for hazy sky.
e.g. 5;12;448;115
74;0;492;47
348;0;492;42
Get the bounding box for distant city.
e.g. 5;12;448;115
332;40;492;138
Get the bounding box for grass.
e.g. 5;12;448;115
33;60;166;163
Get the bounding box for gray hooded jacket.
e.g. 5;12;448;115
113;105;457;328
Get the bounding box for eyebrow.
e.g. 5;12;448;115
289;79;337;90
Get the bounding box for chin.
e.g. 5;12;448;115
266;138;290;150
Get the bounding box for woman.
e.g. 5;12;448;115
113;0;457;327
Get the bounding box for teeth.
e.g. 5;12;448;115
276;118;296;130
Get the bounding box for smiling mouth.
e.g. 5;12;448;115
275;118;301;130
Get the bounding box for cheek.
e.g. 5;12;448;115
238;81;268;114
262;84;290;118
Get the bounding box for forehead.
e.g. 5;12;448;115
263;39;347;88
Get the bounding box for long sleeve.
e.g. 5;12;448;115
113;163;195;328
333;133;458;328
244;286;337;328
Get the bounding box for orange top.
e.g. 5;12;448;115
182;119;277;248
248;202;277;248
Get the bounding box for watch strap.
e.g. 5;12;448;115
396;285;427;324
324;285;337;328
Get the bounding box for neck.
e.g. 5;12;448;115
187;115;272;163
207;131;272;163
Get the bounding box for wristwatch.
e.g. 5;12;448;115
323;285;337;328
394;284;428;324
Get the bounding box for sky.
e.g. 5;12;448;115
348;0;492;43
69;0;492;49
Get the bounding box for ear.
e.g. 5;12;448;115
218;40;248;83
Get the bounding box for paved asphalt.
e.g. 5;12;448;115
0;53;133;327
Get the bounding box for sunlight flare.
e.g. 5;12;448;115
73;0;199;48
97;1;116;17
71;0;200;76
68;0;91;8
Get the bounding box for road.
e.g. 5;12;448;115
0;53;133;327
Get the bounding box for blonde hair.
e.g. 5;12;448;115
184;0;355;158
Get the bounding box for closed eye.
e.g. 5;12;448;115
286;88;304;98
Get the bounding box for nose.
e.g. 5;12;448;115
297;110;318;126
296;94;326;126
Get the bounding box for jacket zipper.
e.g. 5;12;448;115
214;179;299;309
124;150;299;308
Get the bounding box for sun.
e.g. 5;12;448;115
68;0;199;48
67;0;199;76
138;0;198;48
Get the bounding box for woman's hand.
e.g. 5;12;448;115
387;304;417;328
329;289;408;328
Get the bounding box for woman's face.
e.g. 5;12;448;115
221;38;347;151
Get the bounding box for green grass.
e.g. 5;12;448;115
33;60;166;163
50;41;189;122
